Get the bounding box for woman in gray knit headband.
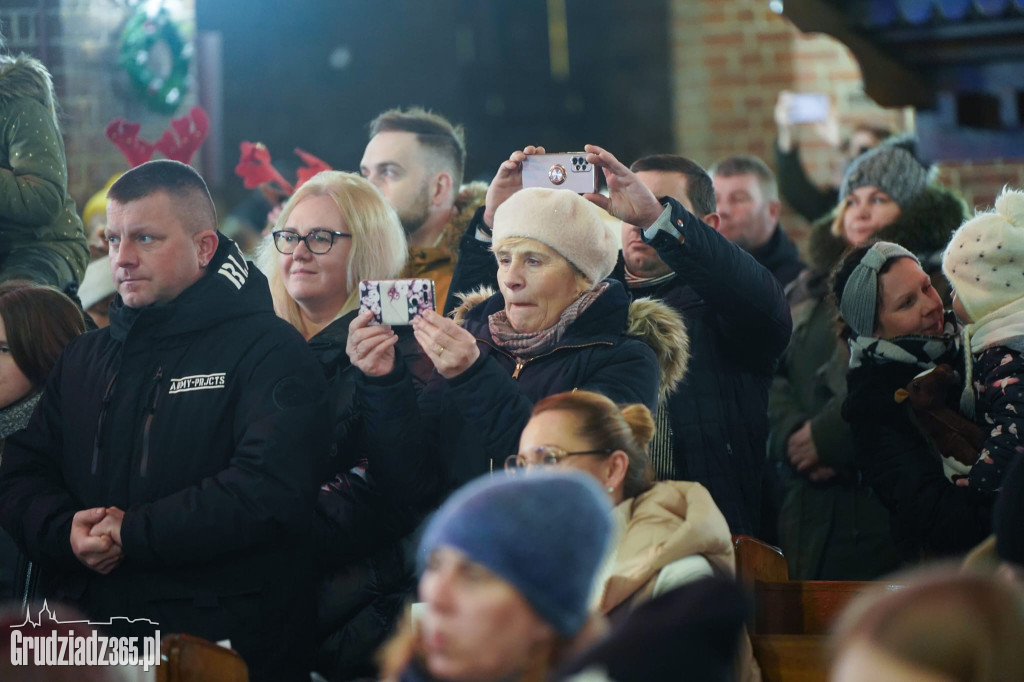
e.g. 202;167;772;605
835;241;995;558
835;241;944;341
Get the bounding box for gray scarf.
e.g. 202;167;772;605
0;392;40;441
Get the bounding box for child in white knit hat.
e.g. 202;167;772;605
942;187;1024;492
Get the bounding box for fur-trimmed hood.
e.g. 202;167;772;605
808;183;969;272
440;181;488;256
0;54;58;128
450;284;689;400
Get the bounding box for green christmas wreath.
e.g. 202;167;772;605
118;7;192;114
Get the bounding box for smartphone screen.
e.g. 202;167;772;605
788;93;830;124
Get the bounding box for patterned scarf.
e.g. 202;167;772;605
0;392;41;441
848;311;962;371
489;282;609;361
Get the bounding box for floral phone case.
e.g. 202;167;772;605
358;279;436;325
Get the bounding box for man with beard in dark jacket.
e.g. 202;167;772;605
445;148;792;536
0;160;331;682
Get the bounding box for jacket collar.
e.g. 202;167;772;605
748;223;801;273
109;233;272;342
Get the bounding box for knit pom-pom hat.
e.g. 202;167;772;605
942;188;1024;322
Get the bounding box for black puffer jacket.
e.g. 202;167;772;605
626;198;792;536
0;236;331;682
361;279;686;504
309;312;432;682
844;359;993;558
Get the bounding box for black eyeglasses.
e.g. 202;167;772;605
272;229;352;255
504;446;614;473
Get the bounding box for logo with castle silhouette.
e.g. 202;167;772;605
7;600;161;670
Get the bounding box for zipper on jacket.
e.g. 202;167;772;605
476;338;613;382
139;367;163;477
91;373;119;475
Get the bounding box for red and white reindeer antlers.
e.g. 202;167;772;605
234;144;333;200
235;142;295;195
105;118;156;167
293;148;331;188
154;107;209;164
105;106;209;168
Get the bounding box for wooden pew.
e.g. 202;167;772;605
731;535;903;682
750;634;829;682
157;633;248;682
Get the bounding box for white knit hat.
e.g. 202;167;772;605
492;188;619;285
78;256;117;310
942;188;1024;322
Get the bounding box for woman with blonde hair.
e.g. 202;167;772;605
260;170;408;339
260;170;428;680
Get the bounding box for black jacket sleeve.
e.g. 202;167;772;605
644;198;793;371
775;142;839;223
0;353;81;570
356;361;443;507
847;400;993;556
443;207;498;315
995;451;1024;565
119;340;333;567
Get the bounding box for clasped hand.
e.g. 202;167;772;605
71;506;125;575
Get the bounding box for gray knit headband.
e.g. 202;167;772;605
839;241;919;337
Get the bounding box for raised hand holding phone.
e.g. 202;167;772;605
581;144;664;229
483;145;547;228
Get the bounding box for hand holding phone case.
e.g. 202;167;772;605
359;279;436;325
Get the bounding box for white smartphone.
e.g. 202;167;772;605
522;153;598;194
787;93;830;124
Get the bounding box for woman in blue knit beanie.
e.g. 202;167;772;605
378;470;612;682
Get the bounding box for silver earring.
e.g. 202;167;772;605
606;486;614;493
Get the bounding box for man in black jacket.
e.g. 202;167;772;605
0;160;331;682
710;155;806;289
444;147;792;536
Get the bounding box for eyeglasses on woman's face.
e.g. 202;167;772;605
272;228;351;255
504;445;613;474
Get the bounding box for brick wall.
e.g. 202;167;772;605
2;1;197;206
668;0;1024;244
